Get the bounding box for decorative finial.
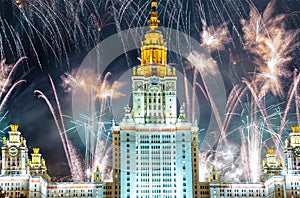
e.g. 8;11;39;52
212;166;216;172
291;126;299;133
123;105;133;122
2;136;6;145
178;103;187;122
33;148;40;154
263;158;267;167
124;105;131;114
151;0;157;8
148;0;160;30
267;148;274;155
10;124;18;132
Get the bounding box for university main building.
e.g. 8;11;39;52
1;1;300;197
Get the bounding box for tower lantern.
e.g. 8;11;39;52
132;0;177;124
8;124;21;144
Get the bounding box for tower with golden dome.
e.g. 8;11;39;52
132;0;177;125
1;124;29;175
0;124;51;197
114;1;199;197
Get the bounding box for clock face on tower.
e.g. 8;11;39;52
294;146;300;157
8;146;18;157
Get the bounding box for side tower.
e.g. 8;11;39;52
1;124;29;175
284;125;300;175
111;120;121;197
260;148;285;198
261;148;283;179
283;125;300;197
28;148;51;182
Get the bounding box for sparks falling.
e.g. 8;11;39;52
1;0;299;184
61;69;125;181
34;76;85;182
200;19;231;53
0;57;27;112
241;1;299;97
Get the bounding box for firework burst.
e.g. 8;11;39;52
200;19;231;53
1;0;299;184
241;1;299;97
61;69;125;181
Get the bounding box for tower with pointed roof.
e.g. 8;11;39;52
1;124;29;175
132;0;176;125
109;1;200;197
284;125;300;175
261;148;283;181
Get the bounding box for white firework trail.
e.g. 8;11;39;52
0;57;27;112
61;69;124;180
35;76;85;182
241;1;299;97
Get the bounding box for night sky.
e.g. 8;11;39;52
0;0;300;181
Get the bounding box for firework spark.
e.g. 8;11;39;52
2;0;298;184
0;57;27;112
187;51;217;76
200;19;231;53
61;69;122;180
61;70;125;99
241;1;299;97
35;76;85;182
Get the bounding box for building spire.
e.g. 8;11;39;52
134;0;176;77
148;0;160;30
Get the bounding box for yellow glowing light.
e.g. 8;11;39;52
267;148;274;154
291;126;299;133
134;0;175;78
33;148;40;154
10;124;18;132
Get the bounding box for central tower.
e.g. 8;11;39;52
116;1;200;198
132;0;177;125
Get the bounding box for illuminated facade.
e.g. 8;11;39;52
0;124;104;198
1;126;300;198
283;125;300;197
209;126;300;198
0;124;49;198
1;1;300;198
107;0;199;197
